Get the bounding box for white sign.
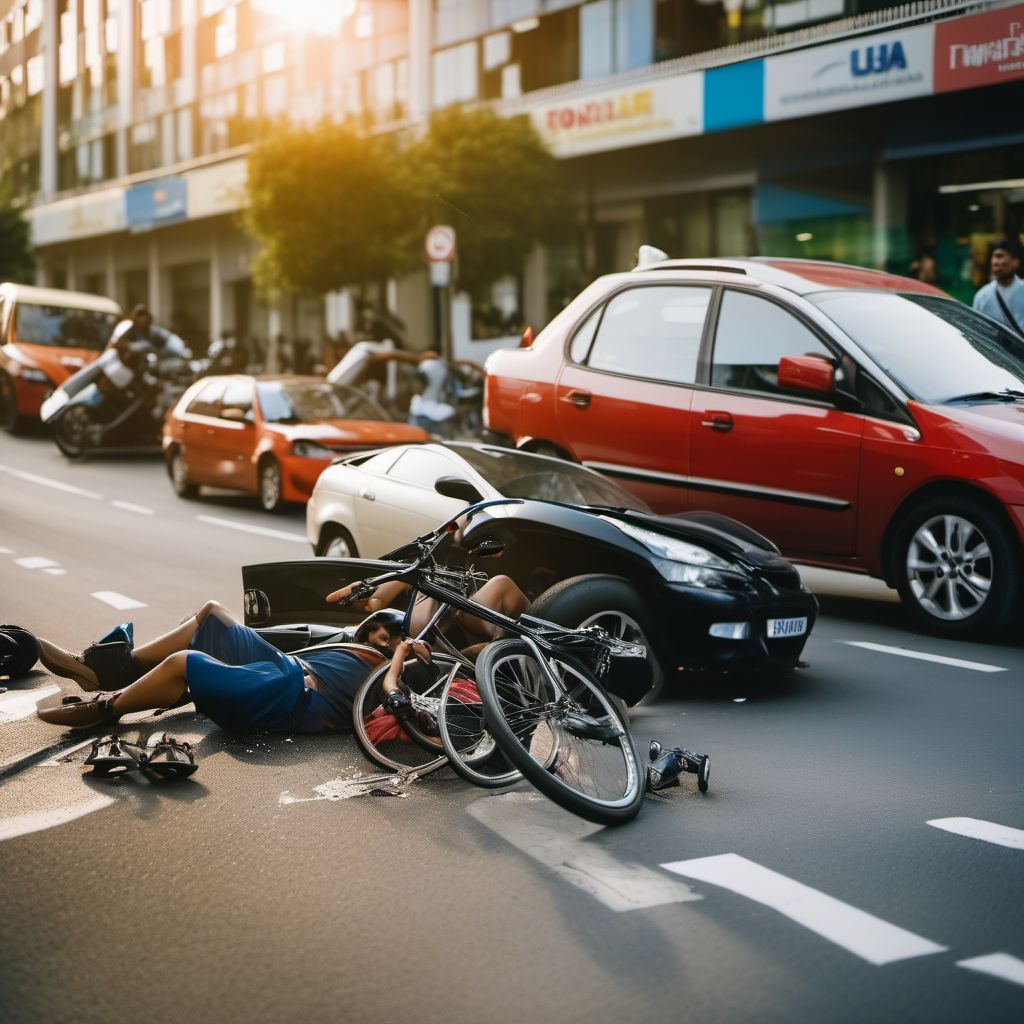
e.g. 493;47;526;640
187;157;248;220
28;187;127;246
527;73;703;159
764;24;934;121
426;225;457;262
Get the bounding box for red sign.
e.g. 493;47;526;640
425;225;456;263
934;4;1024;93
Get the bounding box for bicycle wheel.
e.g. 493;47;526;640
351;656;449;775
437;666;522;789
476;639;645;826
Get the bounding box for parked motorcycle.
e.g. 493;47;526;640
40;340;203;459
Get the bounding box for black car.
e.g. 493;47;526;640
241;496;818;694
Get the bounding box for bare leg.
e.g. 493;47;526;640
452;576;530;642
133;601;232;668
109;652;189;716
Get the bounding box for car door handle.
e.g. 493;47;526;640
359;487;376;501
700;412;734;432
560;389;591;409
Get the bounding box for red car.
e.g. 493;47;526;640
163;375;429;511
485;254;1024;639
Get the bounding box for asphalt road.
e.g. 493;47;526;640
1;431;1022;1024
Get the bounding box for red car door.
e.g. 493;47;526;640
555;285;713;514
688;288;863;556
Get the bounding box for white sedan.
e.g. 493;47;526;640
306;441;650;557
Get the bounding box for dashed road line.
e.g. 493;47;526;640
15;556;59;570
957;953;1024;987
91;590;146;611
0;464;102;500
661;853;946;965
0;685;60;724
0;546;13;554
43;567;66;576
469;791;700;912
928;817;1024;850
840;641;1006;673
196;514;308;544
111;500;154;515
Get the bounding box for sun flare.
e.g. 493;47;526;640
250;0;356;36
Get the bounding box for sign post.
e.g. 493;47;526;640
425;225;456;361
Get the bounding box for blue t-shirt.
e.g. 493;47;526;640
298;648;383;722
973;277;1024;335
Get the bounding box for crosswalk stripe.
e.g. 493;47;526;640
957;953;1024;987
661;853;946;965
468;791;700;912
840;641;1006;673
927;817;1024;850
90;590;146;610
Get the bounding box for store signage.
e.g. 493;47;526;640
187;158;248;220
529;73;703;158
763;24;934;121
28;187;127;246
934;4;1024;93
125;177;188;232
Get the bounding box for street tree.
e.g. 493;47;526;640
413;106;572;295
0;186;34;283
242;121;422;300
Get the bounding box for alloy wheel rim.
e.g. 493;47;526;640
906;514;992;621
577;609;663;702
261;465;280;508
324;535;352;558
61;407;90;453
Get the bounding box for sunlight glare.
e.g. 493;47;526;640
251;0;356;36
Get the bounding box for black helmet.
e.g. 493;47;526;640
353;609;405;644
0;624;39;679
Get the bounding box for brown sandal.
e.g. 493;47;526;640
36;692;120;731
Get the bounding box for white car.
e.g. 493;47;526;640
306;441;650;558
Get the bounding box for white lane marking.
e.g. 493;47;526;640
469;791;699;912
0;546;13;554
0;685;60;723
840;641;1006;673
44;567;66;576
0;795;116;843
0;464;102;500
111;500;154;516
91;590;146;610
38;737;95;765
196;514;308;544
661;853;945;965
15;556;58;570
957;953;1024;987
927;817;1024;850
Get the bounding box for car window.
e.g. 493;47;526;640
711;290;833;397
184;381;226;417
219;381;253;420
568;306;601;364
14;303;119;351
585;286;711;385
388;447;461;488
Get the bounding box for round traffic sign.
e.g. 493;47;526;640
425;225;456;262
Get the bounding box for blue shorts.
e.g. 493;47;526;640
186;615;339;733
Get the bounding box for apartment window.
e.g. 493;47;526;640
432;41;477;109
580;0;653;79
580;0;613;79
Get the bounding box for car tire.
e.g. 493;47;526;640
259;457;284;513
0;373;25;435
316;524;359;559
530;574;663;705
53;406;94;459
892;495;1020;639
169;448;199;499
527;442;571;461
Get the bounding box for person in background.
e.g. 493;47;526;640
973;240;1024;337
106;304;188;358
909;253;938;286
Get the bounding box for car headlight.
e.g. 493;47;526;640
293;440;336;460
604;518;748;588
15;366;49;384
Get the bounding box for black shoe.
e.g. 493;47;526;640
82;641;145;690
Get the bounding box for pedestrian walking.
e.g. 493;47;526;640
973;240;1024;336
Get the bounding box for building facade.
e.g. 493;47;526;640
2;0;1023;362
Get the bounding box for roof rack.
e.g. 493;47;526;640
643;262;748;275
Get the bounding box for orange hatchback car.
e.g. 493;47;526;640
163;375;430;511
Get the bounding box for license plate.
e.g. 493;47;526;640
767;616;808;639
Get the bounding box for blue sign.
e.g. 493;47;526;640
704;60;765;133
125;178;188;232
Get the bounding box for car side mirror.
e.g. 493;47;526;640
777;355;835;396
519;325;534;349
434;476;484;504
221;407;251;423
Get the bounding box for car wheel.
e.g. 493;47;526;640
169;448;199;499
530;574;662;706
0;373;24;434
892;496;1020;639
527;442;570;461
317;525;359;559
54;406;94;459
259;458;284;513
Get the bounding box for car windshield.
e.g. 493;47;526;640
810;291;1024;404
450;444;650;511
15;303;119;351
257;381;389;424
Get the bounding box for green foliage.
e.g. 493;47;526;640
413;107;572;294
242;120;422;297
0;187;35;283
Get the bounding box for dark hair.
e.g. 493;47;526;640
990;239;1018;259
354;609;404;645
130;303;152;319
